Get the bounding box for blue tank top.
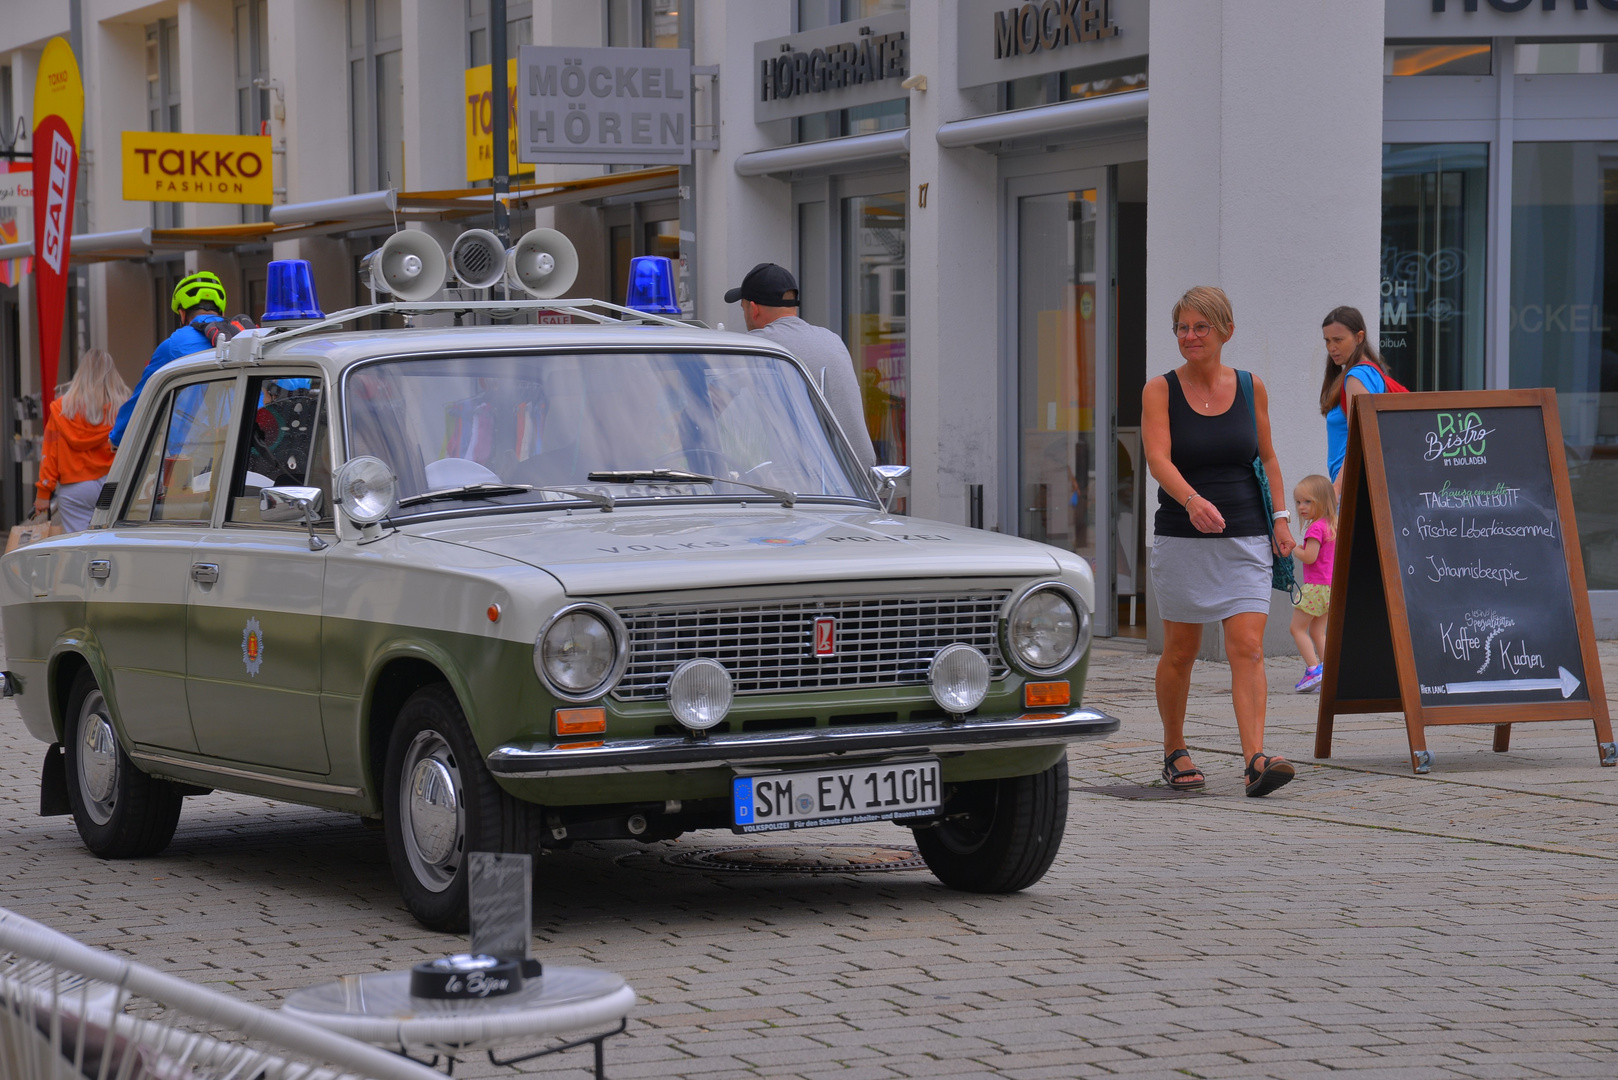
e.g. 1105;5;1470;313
1326;364;1385;481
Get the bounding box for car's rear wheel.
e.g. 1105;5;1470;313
63;667;183;858
912;759;1068;893
382;683;539;932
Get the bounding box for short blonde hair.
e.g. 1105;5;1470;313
1171;286;1234;338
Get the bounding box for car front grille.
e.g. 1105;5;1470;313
612;591;1012;701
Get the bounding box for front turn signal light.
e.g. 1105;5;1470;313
1024;682;1071;708
555;707;606;737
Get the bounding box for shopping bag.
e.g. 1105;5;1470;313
5;518;63;553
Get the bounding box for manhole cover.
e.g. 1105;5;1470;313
667;844;926;873
1080;784;1209;801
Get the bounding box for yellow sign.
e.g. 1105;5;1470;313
35;38;84;150
465;60;534;183
121;131;274;205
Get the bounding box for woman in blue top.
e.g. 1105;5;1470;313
1320;306;1390;493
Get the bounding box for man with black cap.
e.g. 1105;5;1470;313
725;262;878;471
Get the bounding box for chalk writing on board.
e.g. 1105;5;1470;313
1423;411;1494;465
1419;482;1520;509
1423;556;1528;586
1415;516;1556;541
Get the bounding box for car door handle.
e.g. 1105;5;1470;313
89;560;110;580
191;563;220;584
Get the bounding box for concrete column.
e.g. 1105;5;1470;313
273;0;349;205
906;1;1000;524
178;0;239;230
1144;0;1384;657
693;0;793;327
402;0;465;194
85;19;154;360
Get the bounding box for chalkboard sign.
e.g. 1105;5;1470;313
1315;390;1613;774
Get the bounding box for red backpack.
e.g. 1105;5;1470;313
1340;361;1408;415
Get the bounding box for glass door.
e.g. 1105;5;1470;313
843;190;908;470
1010;172;1113;634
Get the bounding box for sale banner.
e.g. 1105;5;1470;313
32;36;83;410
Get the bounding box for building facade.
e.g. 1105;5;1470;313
2;0;1615;640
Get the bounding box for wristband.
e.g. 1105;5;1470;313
1183;493;1199;509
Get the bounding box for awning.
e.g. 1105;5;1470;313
0;166;680;265
935;90;1148;150
734;129;910;179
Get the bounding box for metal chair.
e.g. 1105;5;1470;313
0;907;442;1080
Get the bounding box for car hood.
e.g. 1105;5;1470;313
406;505;1066;595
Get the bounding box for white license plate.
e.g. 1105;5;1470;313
732;759;941;833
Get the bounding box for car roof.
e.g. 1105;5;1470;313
158;317;796;380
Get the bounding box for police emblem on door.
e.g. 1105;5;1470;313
813;616;836;658
242;617;265;677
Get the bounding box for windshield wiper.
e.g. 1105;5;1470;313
397;482;615;511
587;468;797;508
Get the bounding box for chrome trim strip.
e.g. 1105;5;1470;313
485;708;1119;777
131;752;365;798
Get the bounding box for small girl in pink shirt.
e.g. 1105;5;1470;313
1289;474;1337;693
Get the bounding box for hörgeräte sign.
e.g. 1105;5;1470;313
121;131;274;205
517;45;691;166
1315;389;1613;774
752;11;909;124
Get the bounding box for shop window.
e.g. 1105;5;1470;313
842;192;907;469
1004;57;1147;112
794;100;909;143
1515;41;1618;75
467;0;533;67
1380;143;1488;393
348;0;404;192
1384;40;1492;77
797;0;907;31
235;0;271;224
1510;141;1618;590
608;0;681;49
145;18;182;229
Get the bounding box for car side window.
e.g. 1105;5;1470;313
120;379;238;524
228;375;330;524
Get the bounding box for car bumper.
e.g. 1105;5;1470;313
485;707;1120;778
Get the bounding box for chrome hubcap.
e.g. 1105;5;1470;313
401;732;463;892
77;692;119;826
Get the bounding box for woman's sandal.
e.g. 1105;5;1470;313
1162;748;1206;791
1244;752;1296;798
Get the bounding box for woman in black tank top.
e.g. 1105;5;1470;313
1142;287;1299;798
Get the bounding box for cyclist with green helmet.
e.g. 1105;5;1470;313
110;271;228;447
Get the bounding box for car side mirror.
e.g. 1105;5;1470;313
261;486;329;550
870;465;910;515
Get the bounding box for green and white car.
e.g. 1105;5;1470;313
1;299;1117;930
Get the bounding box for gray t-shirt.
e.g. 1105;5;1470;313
749;316;878;471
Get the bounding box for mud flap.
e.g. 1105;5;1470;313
40;743;71;816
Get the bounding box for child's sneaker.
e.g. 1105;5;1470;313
1294;665;1323;693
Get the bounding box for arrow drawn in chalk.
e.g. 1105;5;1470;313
1444;667;1582;698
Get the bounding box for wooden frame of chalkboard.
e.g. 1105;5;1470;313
1315;389;1613;775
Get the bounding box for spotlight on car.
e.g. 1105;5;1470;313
928;643;990;717
334;456;398;524
667;658;733;733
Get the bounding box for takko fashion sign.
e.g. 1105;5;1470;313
517;45;692;166
752;11;908;124
956;0;1147;89
120;131;273;204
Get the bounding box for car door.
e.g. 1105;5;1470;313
92;376;241;754
185;373;333;774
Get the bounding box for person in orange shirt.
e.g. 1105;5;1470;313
34;348;130;533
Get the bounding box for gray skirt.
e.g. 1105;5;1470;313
1150;534;1273;624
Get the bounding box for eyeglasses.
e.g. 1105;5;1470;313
1171;322;1215;339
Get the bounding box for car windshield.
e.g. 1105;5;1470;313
344;350;869;512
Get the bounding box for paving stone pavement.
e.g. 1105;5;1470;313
2;632;1616;1079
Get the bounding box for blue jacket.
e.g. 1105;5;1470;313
110;315;222;448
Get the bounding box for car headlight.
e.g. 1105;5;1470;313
535;603;628;701
333;455;397;524
928;643;990;716
1005;584;1089;676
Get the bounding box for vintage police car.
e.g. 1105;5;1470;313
1;279;1117;930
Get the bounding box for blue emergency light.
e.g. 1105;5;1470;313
263;259;326;323
625;256;681;316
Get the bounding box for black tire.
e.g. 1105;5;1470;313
62;667;182;858
913;759;1069;893
382;684;540;932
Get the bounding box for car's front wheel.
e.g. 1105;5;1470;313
382;684;539;932
62;667;183;858
912;759;1069;893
